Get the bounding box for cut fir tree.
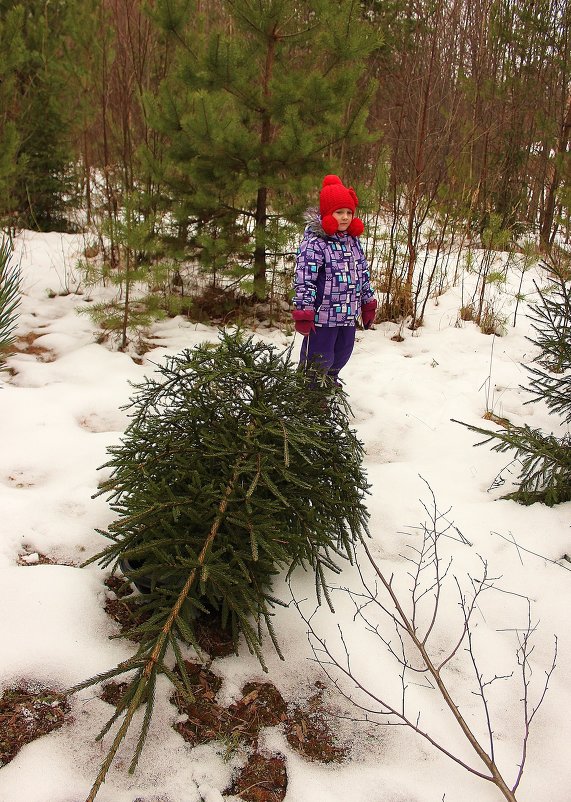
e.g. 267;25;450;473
76;330;370;800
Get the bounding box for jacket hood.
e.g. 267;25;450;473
303;207;329;239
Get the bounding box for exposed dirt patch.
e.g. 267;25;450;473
174;660;223;701
173;675;287;750
18;551;58;566
282;679;347;762
226;682;289;745
284;705;348;762
100;681;133;708
173;690;227;747
0;685;71;767
12;331;56;362
103;575;157;639
103;593;151;641
173;669;345;801
99;680;150;712
101;580;346;802
17;549;75;567
104;574;133;599
225;751;288;802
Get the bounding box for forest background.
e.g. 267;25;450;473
1;0;571;339
1;3;571;799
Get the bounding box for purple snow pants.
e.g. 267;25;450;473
299;325;356;380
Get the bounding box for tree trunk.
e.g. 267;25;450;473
253;184;268;300
540;91;571;251
404;21;437;310
252;27;277;301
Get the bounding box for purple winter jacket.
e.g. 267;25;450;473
292;210;375;327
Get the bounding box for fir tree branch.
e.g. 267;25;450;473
83;454;246;802
451;419;571;505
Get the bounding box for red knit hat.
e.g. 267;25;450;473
319;174;364;237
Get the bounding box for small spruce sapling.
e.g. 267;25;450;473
0;237;21;366
455;261;571;505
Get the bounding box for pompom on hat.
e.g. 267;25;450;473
319;174;364;237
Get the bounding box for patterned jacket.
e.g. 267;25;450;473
292;209;375;327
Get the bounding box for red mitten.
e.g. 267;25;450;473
361;299;377;329
292;308;316;336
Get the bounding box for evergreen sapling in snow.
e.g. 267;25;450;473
0;237;21;366
456;263;571;505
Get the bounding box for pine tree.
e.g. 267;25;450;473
147;0;380;299
76;331;370;798
0;237;21;367
0;6;25;222
456;260;571;505
1;0;97;229
78;192;160;350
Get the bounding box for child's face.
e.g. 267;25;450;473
332;208;353;232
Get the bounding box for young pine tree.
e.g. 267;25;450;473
0;6;26;223
147;0;380;299
458;261;571;505
0;237;21;367
79;193;160;351
3;0;98;229
77;331;370;798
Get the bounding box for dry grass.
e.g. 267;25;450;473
459;304;475;321
478;304;506;336
483;410;511;428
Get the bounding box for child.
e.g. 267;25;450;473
291;174;377;384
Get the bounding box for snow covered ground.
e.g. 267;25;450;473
0;229;569;802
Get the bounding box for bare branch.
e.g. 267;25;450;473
291;481;558;802
491;531;571;573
